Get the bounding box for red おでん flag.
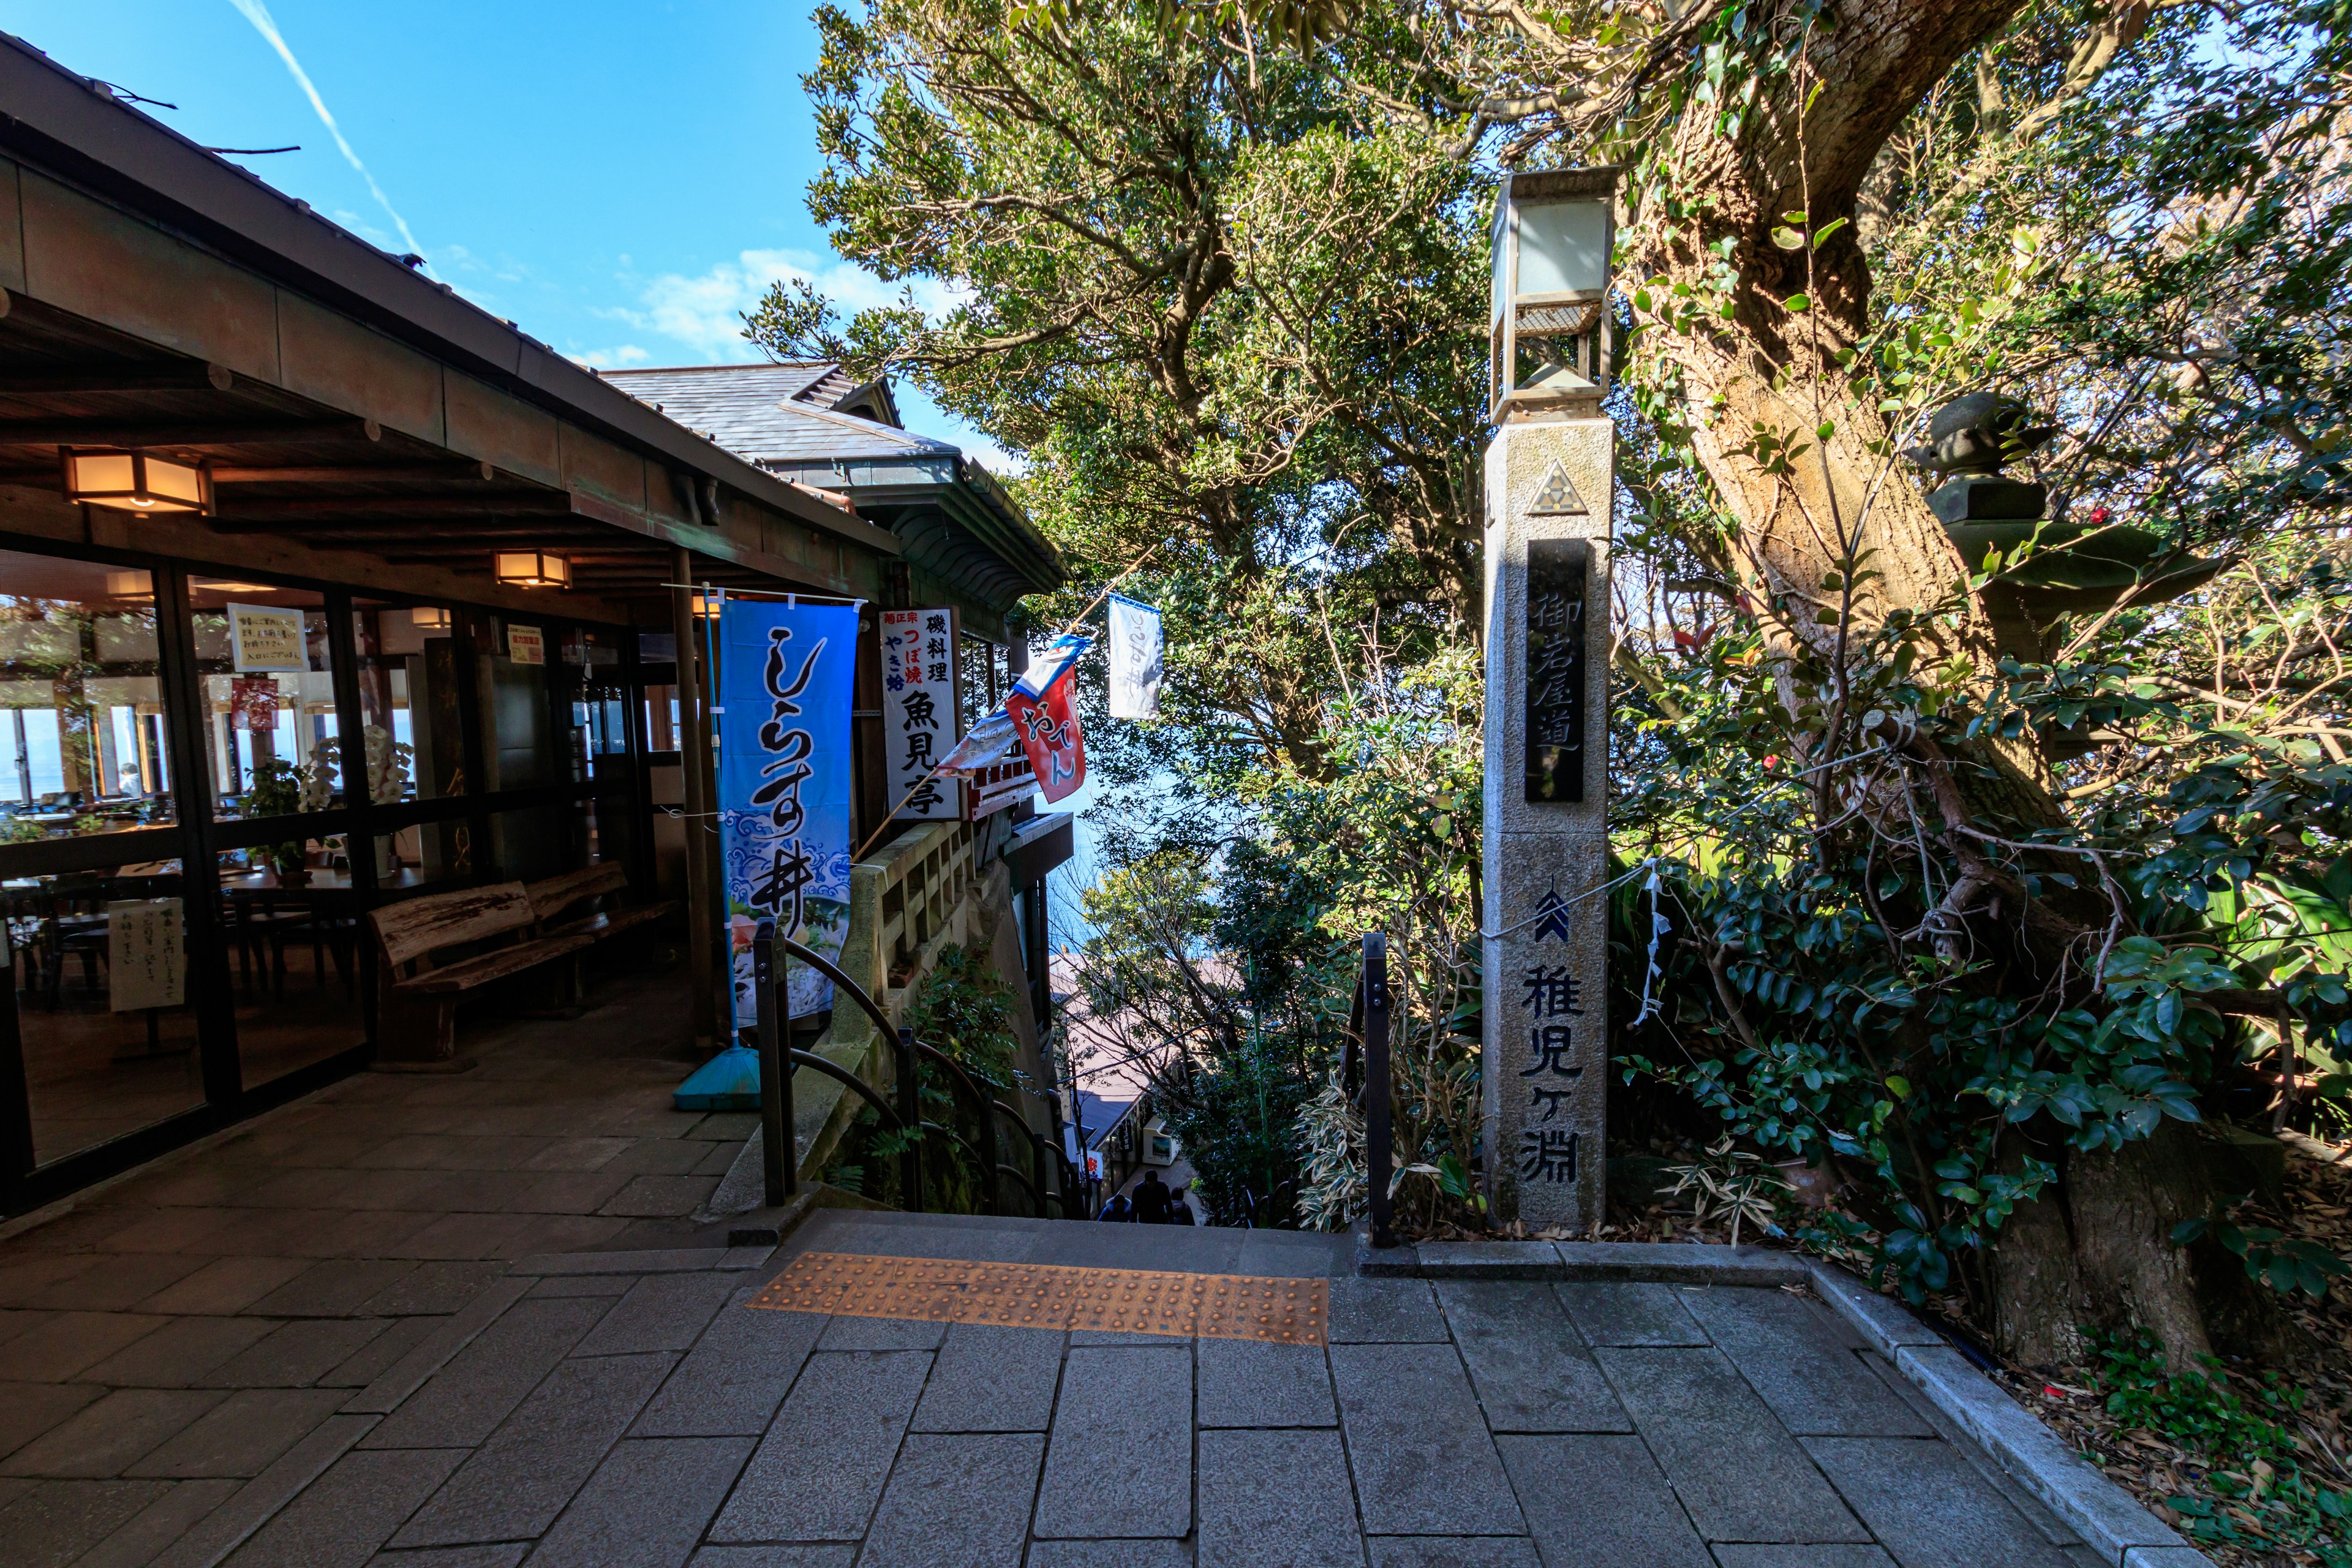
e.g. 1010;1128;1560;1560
1006;633;1088;804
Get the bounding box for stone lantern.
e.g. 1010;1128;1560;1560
1489;167;1619;422
1481;166;1619;1235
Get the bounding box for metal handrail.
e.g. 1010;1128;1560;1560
772;928;1065;1219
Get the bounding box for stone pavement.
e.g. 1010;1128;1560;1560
0;983;2110;1567
3;1199;2112;1566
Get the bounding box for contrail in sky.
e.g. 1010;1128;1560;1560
224;0;427;263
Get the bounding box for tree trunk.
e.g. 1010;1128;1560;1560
1618;0;2241;1363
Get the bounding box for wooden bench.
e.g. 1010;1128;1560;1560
526;862;678;945
370;883;594;1069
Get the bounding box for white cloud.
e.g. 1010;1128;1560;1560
570;344;650;369
617;248;960;364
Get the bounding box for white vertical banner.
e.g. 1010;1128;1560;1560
880;607;963;820
1107;594;1164;720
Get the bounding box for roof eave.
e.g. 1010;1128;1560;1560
0;34;895;557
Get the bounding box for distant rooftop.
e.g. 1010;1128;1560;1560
601;361;952;467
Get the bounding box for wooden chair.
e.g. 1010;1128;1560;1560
368;883;594;1068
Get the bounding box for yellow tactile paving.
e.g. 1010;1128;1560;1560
744;1251;1329;1345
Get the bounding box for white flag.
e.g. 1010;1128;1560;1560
1107;595;1163;720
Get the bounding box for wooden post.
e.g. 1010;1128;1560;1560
671;548;718;1048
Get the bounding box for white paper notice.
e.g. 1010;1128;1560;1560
227;604;307;673
107;897;185;1012
880;607;963;820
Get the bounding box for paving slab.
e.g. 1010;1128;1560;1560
2;1388;227;1478
1555;1283;1708;1347
633;1296;827;1438
1022;1543;1192;1568
146;1412;379;1568
573;1272;740;1356
690;1549;856;1567
600;1176;719;1218
219;1446;465;1568
1709;1550;1897;1567
340;1277;537;1412
129;1388;351;1477
203;1317;394;1388
0;1310;168;1381
357;1262;511;1318
1498;1433;1714;1568
862;1432;1044;1568
1196;1337;1335;1428
70;1477;241;1568
322;1317;445;1389
707;1351;932;1542
18;1254;215;1312
912;1324;1066;1433
1327;1278;1449;1344
1033;1346;1192;1540
391;1351;673;1547
1198;1428;1363;1568
1329;1342;1523;1537
1436;1281;1629;1433
1594;1346;1867;1545
366;1547;528;1567
81;1314;278;1387
0;1381;105;1461
1676;1289;1929;1438
804;1217;1041;1265
0;1476;176;1568
522;1435;753;1567
816;1311;949;1351
247;1261;424;1317
361;1296;611;1449
1366;1540;1540;1568
137;1258;317;1317
1804;1436;2081;1567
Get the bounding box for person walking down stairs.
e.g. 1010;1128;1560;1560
1131;1169;1171;1224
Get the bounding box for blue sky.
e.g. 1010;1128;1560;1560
0;0;1005;464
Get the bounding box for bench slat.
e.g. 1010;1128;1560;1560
544;902;677;942
370;883;537;970
390;932;597;994
526;863;630;924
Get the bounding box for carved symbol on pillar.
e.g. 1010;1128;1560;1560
1529;461;1588;516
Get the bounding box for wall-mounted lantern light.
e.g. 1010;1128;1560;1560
493;549;571;589
61;448;213;514
1490;167;1619;423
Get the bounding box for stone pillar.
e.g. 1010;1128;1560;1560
1482;414;1611;1235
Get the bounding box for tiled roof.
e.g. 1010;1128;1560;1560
602;363;953;467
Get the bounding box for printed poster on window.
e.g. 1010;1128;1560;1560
508;624;545;665
107;897;184;1012
717;598;856;1025
228;675;279;733
880;607;963;821
227;604;306;672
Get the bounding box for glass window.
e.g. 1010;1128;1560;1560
372;821;472;890
189;578;342;821
217;845;364;1089
560;628;630;782
488;805;579;885
350;601;464;802
479;615;556;791
642;683;680;753
0;551;173;837
10;864;202;1165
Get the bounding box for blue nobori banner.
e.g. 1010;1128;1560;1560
717;598;856;1025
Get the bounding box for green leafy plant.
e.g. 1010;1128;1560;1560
2173;1207;2351;1302
2093;1329;2351;1564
